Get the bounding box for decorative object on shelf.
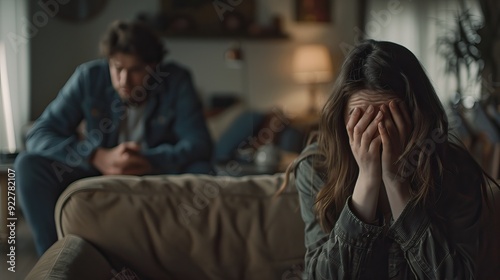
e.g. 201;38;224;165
224;42;244;68
292;44;333;114
137;1;289;39
167;14;197;34
222;11;248;35
223;41;249;106
247;14;287;38
158;0;256;37
295;0;332;23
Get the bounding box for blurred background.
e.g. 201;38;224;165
1;0;500;278
0;0;498;173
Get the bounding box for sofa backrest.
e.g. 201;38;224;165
55;173;305;280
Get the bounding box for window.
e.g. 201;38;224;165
0;0;29;153
365;0;481;102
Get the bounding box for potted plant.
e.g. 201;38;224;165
437;0;500;107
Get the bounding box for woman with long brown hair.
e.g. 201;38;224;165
286;40;497;279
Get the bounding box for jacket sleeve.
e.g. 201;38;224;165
26;65;97;169
296;157;385;280
297;151;483;279
141;70;213;171
386;171;482;279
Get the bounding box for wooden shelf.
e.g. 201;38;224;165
162;33;290;41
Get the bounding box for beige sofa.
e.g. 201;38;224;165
25;173;500;280
26;173;305;280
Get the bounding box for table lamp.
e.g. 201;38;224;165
292;44;333;114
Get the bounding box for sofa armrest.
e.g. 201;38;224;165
26;234;113;280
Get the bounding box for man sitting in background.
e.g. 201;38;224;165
14;20;213;256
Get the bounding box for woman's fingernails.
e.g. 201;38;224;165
376;111;383;119
367;105;374;113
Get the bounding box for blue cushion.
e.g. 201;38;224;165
213;111;266;162
278;126;305;153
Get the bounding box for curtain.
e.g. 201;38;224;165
364;0;481;103
0;0;29;152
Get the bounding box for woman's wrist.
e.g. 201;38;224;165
351;174;381;223
384;181;411;220
358;170;382;189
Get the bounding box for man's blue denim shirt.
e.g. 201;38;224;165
26;59;213;173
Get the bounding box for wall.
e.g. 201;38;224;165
29;0;159;119
30;0;361;119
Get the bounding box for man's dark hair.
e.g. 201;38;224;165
100;20;167;63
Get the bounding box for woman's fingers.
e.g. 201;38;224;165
378;121;389;147
346;106;383;177
346;105;384;151
380;104;397;142
346;107;361;144
361;110;383;149
369;134;382;154
353;105;376;142
380;102;412;182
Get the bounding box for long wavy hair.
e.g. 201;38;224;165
298;40;491;232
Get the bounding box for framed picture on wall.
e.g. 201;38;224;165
295;0;332;23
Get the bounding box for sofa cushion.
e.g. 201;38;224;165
54;173;305;280
213;111;266;163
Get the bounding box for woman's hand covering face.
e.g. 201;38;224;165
378;100;412;183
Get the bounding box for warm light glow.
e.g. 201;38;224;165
293;44;333;84
0;42;17;153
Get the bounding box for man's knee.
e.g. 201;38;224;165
14;152;74;188
15;152;99;188
16;152;68;176
14;152;50;190
14;152;51;174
